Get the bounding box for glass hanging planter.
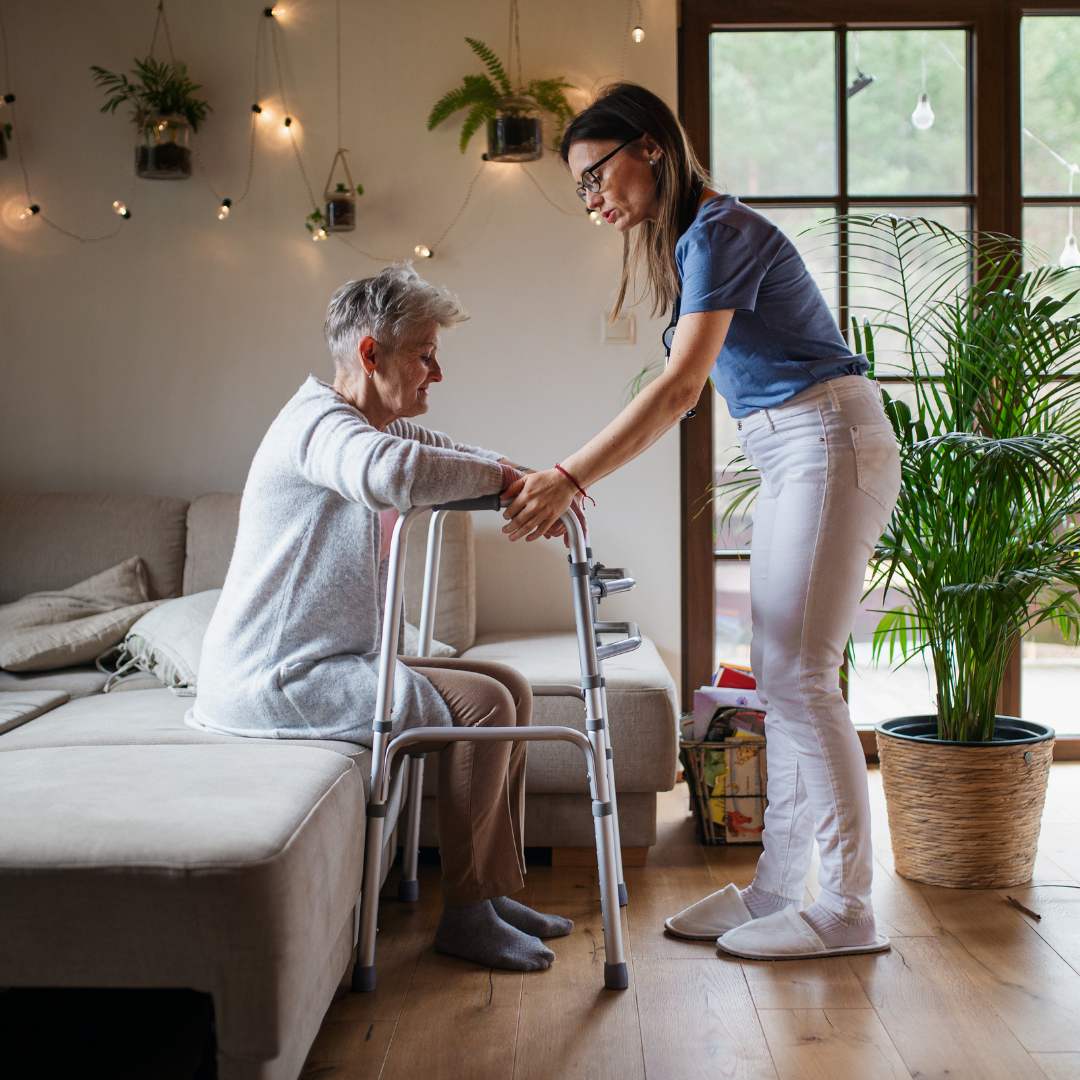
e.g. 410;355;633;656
136;113;192;179
486;94;542;162
323;149;362;232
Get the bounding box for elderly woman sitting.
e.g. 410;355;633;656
188;265;571;972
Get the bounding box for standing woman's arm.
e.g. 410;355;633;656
502;308;734;541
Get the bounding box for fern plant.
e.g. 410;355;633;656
91;57;211;131
427;38;574;153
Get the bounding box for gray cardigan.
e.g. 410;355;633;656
188;376;504;745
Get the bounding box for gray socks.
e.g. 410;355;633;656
435;899;557;971
799;901;878;948
741;884;799;919
491;896;574;939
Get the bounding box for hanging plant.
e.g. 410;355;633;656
427;38;574;161
91;57;212;180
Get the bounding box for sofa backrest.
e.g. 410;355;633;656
0;493;190;603
183;494;477;654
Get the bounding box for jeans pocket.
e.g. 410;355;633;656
851;422;901;513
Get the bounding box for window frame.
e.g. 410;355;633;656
677;0;1077;712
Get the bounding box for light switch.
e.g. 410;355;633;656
601;312;636;345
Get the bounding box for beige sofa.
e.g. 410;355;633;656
0;491;678;1080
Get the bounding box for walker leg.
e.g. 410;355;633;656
588;727;628;990
397;755;425;902
599;685;627;905
352;809;387;992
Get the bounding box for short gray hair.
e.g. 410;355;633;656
323;263;469;372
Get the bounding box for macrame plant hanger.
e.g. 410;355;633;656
320;0;360;233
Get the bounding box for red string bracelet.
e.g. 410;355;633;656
554;464;596;507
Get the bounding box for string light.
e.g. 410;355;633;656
312;226;328;241
1;93;14;106
912;31;935;130
251;103;262;114
589;210;603;225
111;200;131;219
217;197;232;220
632;26;644;43
19;204;40;219
414;244;432;258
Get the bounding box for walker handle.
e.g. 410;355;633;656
433;494;503;512
595;621;642;661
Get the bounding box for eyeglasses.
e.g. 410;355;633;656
575;134;643;202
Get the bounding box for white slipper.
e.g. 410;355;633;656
716;906;890;960
664;883;754;940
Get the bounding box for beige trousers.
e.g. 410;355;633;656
401;657;531;907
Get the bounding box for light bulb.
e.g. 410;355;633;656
112;200;127;216
19;203;39;219
632;26;644;43
589;210;603;225
414;244;432;258
1060;234;1080;268
312;227;328;241
218;198;232;220
911;92;935;131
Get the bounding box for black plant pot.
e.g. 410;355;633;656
137;142;192;179
486;111;542;162
326;196;355;231
875;715;1055;887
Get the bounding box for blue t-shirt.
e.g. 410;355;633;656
672;195;868;418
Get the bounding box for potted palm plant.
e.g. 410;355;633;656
92;57;211;179
855;215;1080;887
427;38;574;162
716;214;1080;888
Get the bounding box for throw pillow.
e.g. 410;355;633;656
0;558;164;672
403;620;457;658
107;589;221;695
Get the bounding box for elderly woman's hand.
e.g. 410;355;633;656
501;468;580;542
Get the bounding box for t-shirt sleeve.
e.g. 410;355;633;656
678;220;768;314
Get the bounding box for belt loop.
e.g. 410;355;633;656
763;408;776;432
826;380;841;412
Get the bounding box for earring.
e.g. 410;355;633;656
367;367;375;379
649;159;655;166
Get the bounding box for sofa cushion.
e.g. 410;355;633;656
0;690;69;735
0;666;111;698
0;742;364;1070
182;493;242;596
0;558;163;672
0;493;189;603
0;687;391;794
450;631;680;794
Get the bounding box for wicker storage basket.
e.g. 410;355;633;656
680;736;767;845
876;715;1055;888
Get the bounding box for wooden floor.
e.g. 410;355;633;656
302;764;1080;1080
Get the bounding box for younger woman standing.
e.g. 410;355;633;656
502;84;899;959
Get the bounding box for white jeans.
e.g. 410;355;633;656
735;375;901;919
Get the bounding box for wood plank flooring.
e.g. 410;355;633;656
302;763;1080;1080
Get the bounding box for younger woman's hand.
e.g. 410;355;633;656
501;468;579;542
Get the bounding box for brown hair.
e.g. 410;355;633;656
559;82;711;319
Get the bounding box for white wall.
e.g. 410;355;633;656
0;0;681;688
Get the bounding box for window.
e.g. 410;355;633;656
680;1;1080;730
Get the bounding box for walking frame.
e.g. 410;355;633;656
352;494;641;993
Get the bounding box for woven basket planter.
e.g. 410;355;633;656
876;716;1055;889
